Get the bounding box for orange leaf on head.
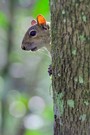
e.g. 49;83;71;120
37;15;46;25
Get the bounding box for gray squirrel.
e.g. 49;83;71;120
21;15;52;75
21;15;51;52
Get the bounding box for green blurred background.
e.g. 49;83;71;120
0;0;53;135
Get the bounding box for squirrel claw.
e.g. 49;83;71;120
48;65;52;76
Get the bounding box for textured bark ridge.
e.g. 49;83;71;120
50;0;90;135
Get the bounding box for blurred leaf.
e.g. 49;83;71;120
25;130;42;135
9;51;22;62
32;0;50;17
0;11;8;28
19;94;29;109
43;106;53;120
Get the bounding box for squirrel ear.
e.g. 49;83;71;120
31;20;37;25
37;15;46;25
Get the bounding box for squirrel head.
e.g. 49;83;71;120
21;15;50;51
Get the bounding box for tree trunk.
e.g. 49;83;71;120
50;0;90;135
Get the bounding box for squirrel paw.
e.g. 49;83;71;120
48;65;52;76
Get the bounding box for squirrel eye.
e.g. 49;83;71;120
29;31;36;36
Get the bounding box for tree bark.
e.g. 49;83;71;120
50;0;90;135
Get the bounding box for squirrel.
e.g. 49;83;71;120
21;15;52;75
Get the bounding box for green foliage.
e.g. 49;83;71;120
19;94;29;108
9;51;22;62
25;130;42;135
32;0;50;17
43;106;53;120
0;11;8;28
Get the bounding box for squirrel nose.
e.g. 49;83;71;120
22;46;26;50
